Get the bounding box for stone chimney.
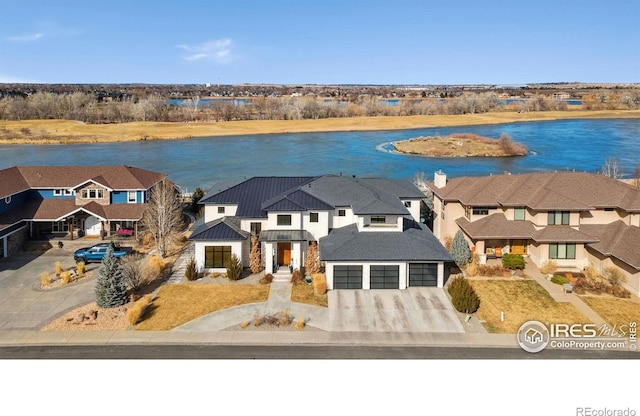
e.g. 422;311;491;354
434;170;447;188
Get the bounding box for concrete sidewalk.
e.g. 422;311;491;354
0;329;518;348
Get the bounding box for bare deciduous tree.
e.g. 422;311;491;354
600;157;624;179
140;180;183;258
120;252;145;291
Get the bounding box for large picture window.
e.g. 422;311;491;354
548;211;570;225
205;246;232;268
370;215;386;224
277;214;292;226
549;243;576;259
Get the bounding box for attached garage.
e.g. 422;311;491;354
333;265;363;289
370;265;399;289
409;263;438;287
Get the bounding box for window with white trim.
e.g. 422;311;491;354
127;191;136;203
53;189;62;196
514;207;526;221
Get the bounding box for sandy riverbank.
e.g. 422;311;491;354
1;109;639;144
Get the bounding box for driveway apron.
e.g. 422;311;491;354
328;288;464;333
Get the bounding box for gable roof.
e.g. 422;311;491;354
0;165;166;198
190;217;250;241
430;172;640;212
319;219;452;262
200;175;425;218
302;175;414;215
200;177;316;217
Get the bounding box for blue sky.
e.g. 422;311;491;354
1;0;638;85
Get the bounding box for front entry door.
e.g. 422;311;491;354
277;242;291;266
511;239;526;255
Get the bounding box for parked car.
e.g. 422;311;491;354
73;243;132;263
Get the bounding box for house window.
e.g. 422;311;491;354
277;214;292;226
473;206;495;215
127;191;137;203
549;243;576;259
97;189;104;199
82;190;88;199
52;221;69;233
514;207;526;221
64;189;73;196
404;201;412;208
548;211;570;225
370;215;386;224
338;209;346;217
53;189;62;196
250;222;262;235
310;212;319;223
218;206;225;214
205;246;232;268
89;189;96;199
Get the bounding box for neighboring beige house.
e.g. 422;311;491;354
428;170;640;295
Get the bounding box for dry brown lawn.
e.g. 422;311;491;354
1;109;638;144
470;280;590;333
580;296;640;327
134;283;269;331
291;283;328;307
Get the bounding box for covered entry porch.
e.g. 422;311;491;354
259;230;314;274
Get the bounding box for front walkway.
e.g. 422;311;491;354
525;263;608;327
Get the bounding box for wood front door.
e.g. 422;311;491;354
511;240;526;255
277;242;291;266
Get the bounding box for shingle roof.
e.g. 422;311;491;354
0;165;166;198
580;222;640;270
0;167;31;199
303;175;413;215
262;189;334;212
190;217;249;241
456;213;599;243
430;172;640;212
319;219;452;262
456;214;536;239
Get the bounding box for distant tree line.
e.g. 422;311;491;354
0;89;637;124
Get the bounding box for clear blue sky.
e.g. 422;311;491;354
1;0;638;85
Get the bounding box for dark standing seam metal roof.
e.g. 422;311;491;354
262;189;334;212
319;219;452;262
190;217;250;241
259;230;315;242
199;177;317;217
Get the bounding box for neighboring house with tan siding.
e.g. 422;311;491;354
0;165;168;258
428;170;640;295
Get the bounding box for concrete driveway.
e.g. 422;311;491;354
0;253;96;330
328;288;464;333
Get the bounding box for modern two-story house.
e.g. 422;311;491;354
428;170;640;295
0;165;168;258
191;175;452;290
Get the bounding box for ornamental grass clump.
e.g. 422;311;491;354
127;294;154;325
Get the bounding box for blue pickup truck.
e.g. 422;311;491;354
73;243;132;263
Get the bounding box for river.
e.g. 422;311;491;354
0;118;638;192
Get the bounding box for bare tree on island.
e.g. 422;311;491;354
141;180;183;258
